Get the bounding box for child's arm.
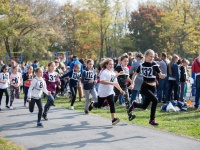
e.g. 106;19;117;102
60;71;71;79
27;78;37;101
42;80;50;95
81;71;89;84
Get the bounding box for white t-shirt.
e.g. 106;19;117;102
98;69;117;97
0;72;10;89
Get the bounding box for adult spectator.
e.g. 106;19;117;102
154;53;161;62
157;52;168;102
129;53;144;103
69;55;83;73
31;60;39;70
127;52;133;67
192;53;200;109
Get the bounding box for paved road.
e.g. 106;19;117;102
0;98;199;150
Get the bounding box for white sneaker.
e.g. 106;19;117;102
10;106;13;110
69;106;74;110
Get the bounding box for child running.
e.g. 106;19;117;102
88;58;125;125
27;68;51;127
114;54;135;121
9;66;23;109
128;49;166;126
0;65;10;110
81;59;97;114
23;66;33;107
43;62;61;120
60;64;81;110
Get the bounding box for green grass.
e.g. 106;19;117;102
0;137;24;150
48;96;200;140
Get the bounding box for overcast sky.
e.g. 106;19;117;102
55;0;162;10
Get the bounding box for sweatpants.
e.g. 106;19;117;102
94;94;116;113
130;82;157;120
29;98;43;122
10;85;20;106
0;88;9;106
70;86;77;106
84;88;97;111
24;86;29;104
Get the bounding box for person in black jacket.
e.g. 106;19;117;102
179;59;189;102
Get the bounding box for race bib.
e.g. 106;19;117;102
85;71;94;79
12;77;19;84
110;75;116;82
48;73;57;82
141;67;153;77
35;80;44;90
71;72;81;80
3;73;9;82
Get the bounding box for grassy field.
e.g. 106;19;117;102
0;137;24;150
49;96;200;140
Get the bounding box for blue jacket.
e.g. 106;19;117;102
69;58;83;73
81;68;97;90
60;70;81;87
167;63;180;84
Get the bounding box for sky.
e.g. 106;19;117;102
55;0;162;10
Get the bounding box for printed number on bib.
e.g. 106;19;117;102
110;75;116;82
71;72;80;80
86;71;94;79
12;77;19;84
36;81;43;89
141;67;153;77
49;75;56;82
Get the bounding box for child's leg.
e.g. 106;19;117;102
10;86;15;106
179;82;185;102
84;90;90;111
14;87;20;99
106;94;116;119
91;88;98;102
78;81;83;101
24;86;29;105
43;94;54;115
114;88;120;103
93;96;105;108
70;87;77;106
36;99;43;122
4;89;9;106
0;89;4;106
29;98;36;113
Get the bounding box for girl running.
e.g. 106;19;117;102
88;58;125;125
114;55;135;121
27;68;51;127
9;66;23;109
23;66;33;107
0;65;10;110
43;62;61;120
60;64;81;110
81;59;97;114
128;49;166;126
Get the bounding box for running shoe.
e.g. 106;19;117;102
42;113;48;121
10;106;13;110
128;113;136;121
37;122;44;127
112;118;120;125
69;106;74;110
149;120;159;126
85;110;89;115
88;101;94;111
5;105;10;108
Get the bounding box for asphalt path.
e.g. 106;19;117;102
0;98;199;150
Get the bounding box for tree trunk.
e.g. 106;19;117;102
4;37;11;58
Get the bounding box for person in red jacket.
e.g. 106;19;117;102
192;54;200;109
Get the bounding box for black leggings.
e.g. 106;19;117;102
70;86;77;106
114;88;130;109
94;94;116;113
29;98;43;122
133;82;158;120
0;88;9;106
